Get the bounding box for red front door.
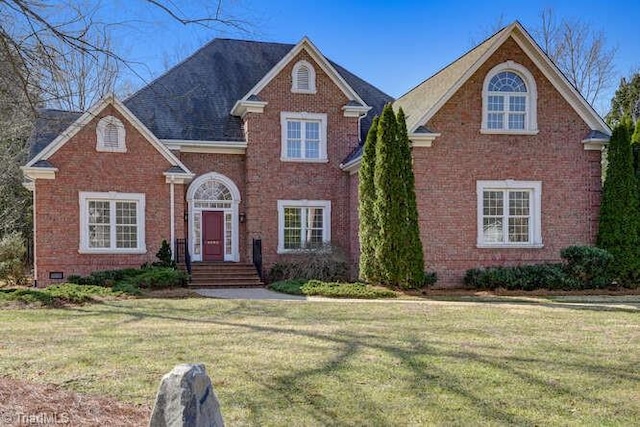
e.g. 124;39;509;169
202;211;224;261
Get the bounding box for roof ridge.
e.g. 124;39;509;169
397;23;510;101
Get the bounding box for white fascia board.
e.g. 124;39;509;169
410;132;441;147
163;171;196;184
26;94;195;177
582;137;608;151
340;157;361;174
230;100;268;117
21;166;58;180
342;105;372;118
235;37;368;109
162;139;248;154
510;29;611;136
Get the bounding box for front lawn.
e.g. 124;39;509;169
0;296;638;425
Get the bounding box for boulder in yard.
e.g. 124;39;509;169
150;363;224;427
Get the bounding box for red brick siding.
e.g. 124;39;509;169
34;105;177;286
413;38;602;286
178;152;247;260
243;50;360;271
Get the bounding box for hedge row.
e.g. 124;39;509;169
464;246;620;290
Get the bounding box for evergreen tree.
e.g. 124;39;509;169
358;116;379;282
633;119;640;145
606;73;640;126
597;118;640;283
374;104;404;285
396;108;425;287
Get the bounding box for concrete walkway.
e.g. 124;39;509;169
194;288;308;300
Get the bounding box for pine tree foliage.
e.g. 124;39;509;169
597;119;640;283
606;73;640;126
396;108;425;287
374;104;404;285
358;116;379;282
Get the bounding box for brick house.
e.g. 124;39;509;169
23;22;610;287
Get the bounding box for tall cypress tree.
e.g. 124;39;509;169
597;118;640;283
374;104;404;285
396;108;425;287
358;116;379;282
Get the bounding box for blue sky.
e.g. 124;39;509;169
106;0;639;114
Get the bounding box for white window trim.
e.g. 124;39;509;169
291;60;317;94
280;112;328;163
96;115;127;152
79;191;146;254
476;180;543;248
186;172;241;262
481;61;538;135
277;200;331;253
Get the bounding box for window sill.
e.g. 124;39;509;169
280;157;329;163
476;243;544;249
79;248;147;255
480;128;539;136
96;147;127;153
291;89;317;94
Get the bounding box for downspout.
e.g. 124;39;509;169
169;179;175;260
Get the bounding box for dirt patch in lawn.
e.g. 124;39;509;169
0;377;150;426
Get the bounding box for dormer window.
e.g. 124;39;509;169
291;60;316;94
96;115;126;152
481;61;538;135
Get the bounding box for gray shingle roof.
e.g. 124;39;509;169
28;109;82;160
29;38;393;159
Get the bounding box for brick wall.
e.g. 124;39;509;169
34;105;181;286
178;152;248;260
243;50;360;271
412;38;602;286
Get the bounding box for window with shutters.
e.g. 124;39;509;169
96;116;126;152
291;60;316;93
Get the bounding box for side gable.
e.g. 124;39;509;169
394;21;610;138
231;37;371;117
23;95;194;182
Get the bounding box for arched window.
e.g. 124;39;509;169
481;61;538;134
96;116;126;152
291;60;316;93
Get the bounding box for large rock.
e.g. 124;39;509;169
150;364;224;427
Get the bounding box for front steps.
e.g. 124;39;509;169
184;262;263;288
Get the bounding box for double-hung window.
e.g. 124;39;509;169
476;181;542;248
280;112;327;162
277;200;331;252
79;192;146;253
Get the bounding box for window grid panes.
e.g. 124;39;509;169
486;71;528;130
88;200;140;249
225;213;232;255
88;201;111;248
286;119;322;159
283;207;324;249
482;189;531;244
116;202;138;248
193;214;201;255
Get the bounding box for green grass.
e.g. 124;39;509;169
270;279;397;298
0;297;638;425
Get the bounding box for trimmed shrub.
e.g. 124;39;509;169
464;264;570;291
153;239;177;268
269;279;397;299
122;268;188;289
560;245;613;288
267;243;349;283
0;232;27;287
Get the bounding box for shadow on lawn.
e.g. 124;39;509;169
67;300;639;425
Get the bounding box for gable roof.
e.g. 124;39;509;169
24;95;192;176
232;37;369;112
124;38;392;143
394;21;611;136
